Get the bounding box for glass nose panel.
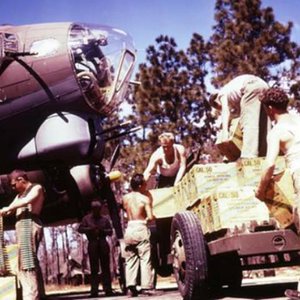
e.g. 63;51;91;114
68;23;136;115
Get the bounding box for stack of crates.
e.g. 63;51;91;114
191;197;214;234
187;156;295;233
173;174;191;212
202;187;269;233
263;169;295;228
237;156;286;186
237;157;294;228
177;162;239;211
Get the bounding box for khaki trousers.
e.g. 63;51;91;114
240;78;269;158
16;219;44;300
124;221;153;289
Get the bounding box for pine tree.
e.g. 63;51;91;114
208;0;300;87
124;34;211;173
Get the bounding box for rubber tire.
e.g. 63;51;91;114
171;211;208;300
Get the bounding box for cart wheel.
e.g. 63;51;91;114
171;211;208;300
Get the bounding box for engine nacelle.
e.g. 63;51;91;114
70;164;103;199
17;112;105;164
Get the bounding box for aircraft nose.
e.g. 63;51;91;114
68;23;136;116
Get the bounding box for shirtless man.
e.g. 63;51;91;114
123;173;155;297
143;132;186;188
0;169;45;300
254;88;300;300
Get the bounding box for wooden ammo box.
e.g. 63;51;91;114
203;187;269;233
216;118;243;161
0;276;17;300
237;156;286;187
189;162;239;206
264;169;295;228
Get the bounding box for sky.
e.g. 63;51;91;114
1;0;300;71
0;0;300;98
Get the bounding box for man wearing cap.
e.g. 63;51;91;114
0;169;45;300
209;74;269;158
143;132;187;188
78;201;114;297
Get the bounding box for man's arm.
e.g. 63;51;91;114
255;130;280;200
144;197;155;222
102;218;113;236
0;197;19;216
143;151;158;182
220;95;230;141
174;145;187;185
122;195;130;221
0;185;43;215
78;216;96;234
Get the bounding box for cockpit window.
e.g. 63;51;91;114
0;32;18;58
68;23;136;116
30;38;60;57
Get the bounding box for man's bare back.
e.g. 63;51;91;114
123;191;153;221
271;114;300;154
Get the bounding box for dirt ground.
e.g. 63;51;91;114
45;267;300;296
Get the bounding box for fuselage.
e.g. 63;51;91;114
0;22;136;171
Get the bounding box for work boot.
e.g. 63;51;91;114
140;289;163;296
104;289;117;297
127;286;138;297
285;289;300;300
89;292;98;298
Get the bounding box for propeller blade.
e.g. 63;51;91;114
110;144;120;171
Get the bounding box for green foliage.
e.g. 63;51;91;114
208;0;300;87
127;34;217;172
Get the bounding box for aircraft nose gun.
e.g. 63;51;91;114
0;22;136;119
69;23;136;115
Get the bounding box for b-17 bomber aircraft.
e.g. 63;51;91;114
0;22;137;237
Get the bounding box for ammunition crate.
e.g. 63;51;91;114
206;187;269;233
189;162;239;206
216;118;242;161
264;169;295;228
0;276;17;300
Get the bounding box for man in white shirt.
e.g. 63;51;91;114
143;132;186;188
210;74;269;158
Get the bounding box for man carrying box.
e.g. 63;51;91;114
210;74;269;159
255;87;300;300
